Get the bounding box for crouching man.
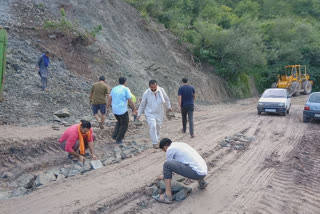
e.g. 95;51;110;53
155;138;208;204
59;120;97;163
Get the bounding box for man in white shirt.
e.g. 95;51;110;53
155;138;209;204
137;80;172;149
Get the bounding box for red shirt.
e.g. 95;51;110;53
59;124;93;153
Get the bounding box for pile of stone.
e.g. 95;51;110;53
7;160;104;198
6;141;151;198
220;133;255;150
144;175;192;202
102;141;151;165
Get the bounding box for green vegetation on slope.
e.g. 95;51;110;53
126;0;320;97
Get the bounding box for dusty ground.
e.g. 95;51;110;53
1;95;320;214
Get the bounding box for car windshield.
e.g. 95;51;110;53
262;89;286;98
309;94;320;103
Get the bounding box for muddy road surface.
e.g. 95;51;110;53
1;95;320;214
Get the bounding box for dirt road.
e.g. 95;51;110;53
1;95;320;214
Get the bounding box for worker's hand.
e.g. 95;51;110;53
168;108;172;112
92;154;97;160
132;110;138;116
78;155;86;164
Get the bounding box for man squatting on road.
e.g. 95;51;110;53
178;78;196;138
155;138;208;204
59;120;97;163
90;75;110;130
107;77;137;144
137;80;172;149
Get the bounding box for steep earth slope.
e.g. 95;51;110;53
0;0;228;125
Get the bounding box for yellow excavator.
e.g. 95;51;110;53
272;65;313;96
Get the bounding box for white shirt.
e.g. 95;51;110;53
166;142;207;176
138;87;171;120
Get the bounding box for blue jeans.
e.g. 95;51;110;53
41;77;47;90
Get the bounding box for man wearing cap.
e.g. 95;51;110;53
90;76;110;129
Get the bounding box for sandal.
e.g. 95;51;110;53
154;193;173;204
198;180;209;189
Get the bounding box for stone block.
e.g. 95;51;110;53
35;173;50;187
174;188;188;201
90;160;103;170
54;108;70;117
16;174;35;189
10;187;28;198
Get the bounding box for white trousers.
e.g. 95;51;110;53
147;117;162;144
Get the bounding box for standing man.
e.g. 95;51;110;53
90;76;110;129
155;138;208;204
137;80;172;149
178;78;195;138
36;51;50;91
107;77;137;144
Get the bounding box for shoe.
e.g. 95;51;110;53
191;134;195;138
153;144;159;149
154;193;173;204
116;140;123;144
198;180;209;189
99;122;104;129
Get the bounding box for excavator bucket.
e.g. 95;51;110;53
0;27;7;101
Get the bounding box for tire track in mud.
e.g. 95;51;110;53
0;137;67;177
254;128;320;214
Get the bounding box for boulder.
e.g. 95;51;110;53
174;188;189;201
67;163;82;177
10;187;28;198
35;173;50;187
54;108;70;118
16;174;35;189
159;180;192;194
90;160;103;170
81;161;92;173
103;158;114;166
120;152;127;159
145;185;158;196
53;115;61;122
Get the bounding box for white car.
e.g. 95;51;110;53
257;88;291;116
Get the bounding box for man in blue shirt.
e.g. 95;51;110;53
178;78;195;138
107;77;137;144
36;51;50;91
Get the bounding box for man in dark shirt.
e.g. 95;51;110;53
178;78;195;138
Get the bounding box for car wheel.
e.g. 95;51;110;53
282;111;287;116
257;111;261;115
303;117;310;123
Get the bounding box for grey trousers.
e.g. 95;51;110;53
163;160;205;180
41;77;47;90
